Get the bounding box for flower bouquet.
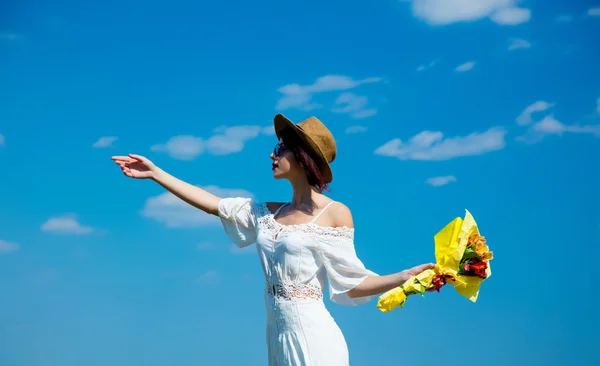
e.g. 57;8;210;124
376;209;493;313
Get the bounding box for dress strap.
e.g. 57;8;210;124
310;201;336;224
272;203;288;218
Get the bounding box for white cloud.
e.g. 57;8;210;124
508;38;531;50
151;135;203;160
0;240;20;254
141;185;254;228
332;92;377;119
556;15;573;23
491;7;531;25
0;134;4;146
588;8;600;16
516;101;555;126
276;75;382;111
455;61;476;72
517;115;600;144
207;125;263;155
409;0;530;26
374;127;506;161
345;126;368;134
262;126;276;136
195;270;221;284
152;125;273;160
417;59;438;71
425;176;457;187
41;214;94;235
92;136;118;148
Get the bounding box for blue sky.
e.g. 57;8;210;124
1;0;599;365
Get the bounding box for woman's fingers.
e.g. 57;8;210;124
128;153;146;162
416;263;435;272
111;155;132;162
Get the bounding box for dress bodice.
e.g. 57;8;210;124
218;197;377;306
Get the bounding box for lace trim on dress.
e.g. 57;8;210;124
267;280;323;301
256;203;354;241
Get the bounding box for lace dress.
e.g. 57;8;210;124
218;197;378;366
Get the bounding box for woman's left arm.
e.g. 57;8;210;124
346;264;434;298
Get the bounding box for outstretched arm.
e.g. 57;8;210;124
112;154;221;216
347;264;435;298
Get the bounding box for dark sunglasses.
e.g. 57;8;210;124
273;142;287;157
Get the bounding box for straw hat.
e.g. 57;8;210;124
274;113;337;183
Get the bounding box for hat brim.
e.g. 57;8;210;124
274;114;333;184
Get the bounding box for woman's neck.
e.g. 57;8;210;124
288;177;321;212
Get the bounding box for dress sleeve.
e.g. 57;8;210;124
217;197;258;248
316;229;378;306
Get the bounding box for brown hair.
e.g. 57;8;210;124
280;128;330;193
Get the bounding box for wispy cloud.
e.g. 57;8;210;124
206;126;262;155
508;38;531;50
516;101;554;126
556;15;573;23
491;6;531;25
588;8;600;17
0;134;4;146
261;126;276;136
374;127;506;161
141;186;253;228
41;214;94;235
425;176;457;187
93;136;118;148
195;270;221;284
276;75;382;111
152;125;270;160
332;92;377;119
345;126;368;134
151;135;203;160
517;115;600;144
417;59;438;71
409;0;530;26
455;61;476;72
0;240;20;254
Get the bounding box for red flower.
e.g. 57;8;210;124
469;261;488;278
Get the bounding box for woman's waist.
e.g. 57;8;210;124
265;279;324;302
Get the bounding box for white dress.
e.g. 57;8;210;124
218;197;378;366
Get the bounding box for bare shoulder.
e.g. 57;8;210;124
328;201;354;228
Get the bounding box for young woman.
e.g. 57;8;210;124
112;114;434;366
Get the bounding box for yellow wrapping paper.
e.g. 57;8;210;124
376;209;492;313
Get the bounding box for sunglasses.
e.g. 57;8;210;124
273;142;287;157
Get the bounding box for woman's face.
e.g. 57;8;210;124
270;139;302;180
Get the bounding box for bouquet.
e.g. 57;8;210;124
376;209;493;312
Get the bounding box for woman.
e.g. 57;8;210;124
112;114;434;366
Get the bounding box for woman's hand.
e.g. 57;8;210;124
112;154;159;180
111;153;221;215
403;262;436;277
402;262;437;292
